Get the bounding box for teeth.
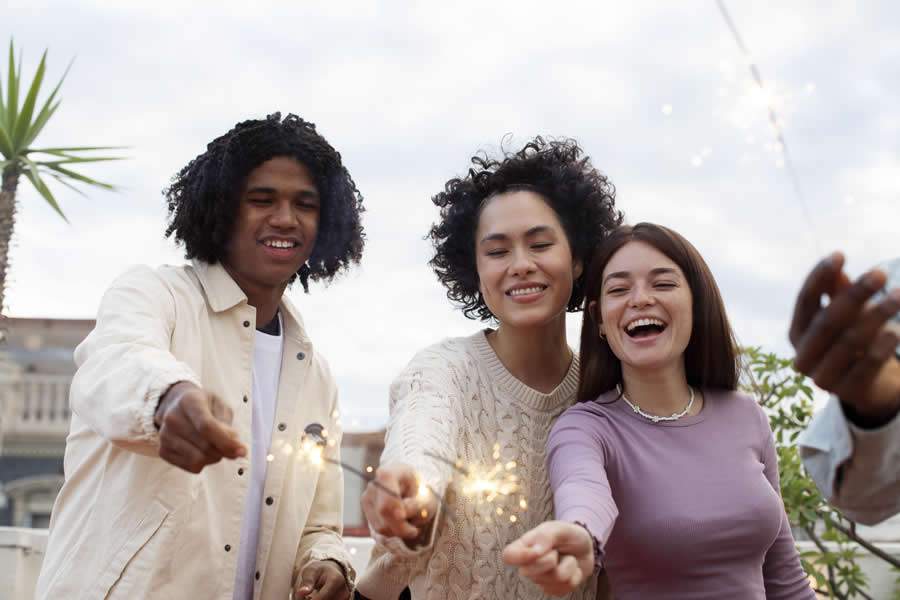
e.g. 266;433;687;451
264;240;295;249
509;286;544;297
626;318;665;332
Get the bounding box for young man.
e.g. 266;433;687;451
36;113;365;599
793;254;900;525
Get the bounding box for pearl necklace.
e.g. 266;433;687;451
617;384;695;423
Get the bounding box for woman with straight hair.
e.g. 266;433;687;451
504;223;815;599
355;137;622;599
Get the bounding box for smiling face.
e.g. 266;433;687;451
474;190;582;329
223;156;320;294
596;241;693;374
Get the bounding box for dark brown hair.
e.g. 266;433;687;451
577;222;740;403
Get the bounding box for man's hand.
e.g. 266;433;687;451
789;252;900;425
502;521;594;597
154;381;246;473
360;463;437;544
293;560;351;600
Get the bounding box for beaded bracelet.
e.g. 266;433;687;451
573;521;602;571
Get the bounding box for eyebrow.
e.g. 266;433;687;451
603;267;679;284
479;225;553;245
245;186;319;199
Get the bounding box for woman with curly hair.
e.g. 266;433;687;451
37;113;363;600
356;137;622;600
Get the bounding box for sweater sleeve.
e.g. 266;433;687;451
757;405;817;599
547;409;619;568
369;344;462;559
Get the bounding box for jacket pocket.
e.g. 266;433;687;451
87;499;171;599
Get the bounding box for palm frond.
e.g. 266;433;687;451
38;156;127;165
40;162;116;190
22;58;71;149
0;126;13;159
0;39;126;223
46;172;88;198
0;51;6;127
6;41;21;134
22;158;68;221
11;50;47;149
29;145;127;154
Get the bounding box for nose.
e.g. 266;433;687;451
509;247;536;277
269;198;298;228
628;282;655;308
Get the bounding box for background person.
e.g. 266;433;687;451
794;254;900;525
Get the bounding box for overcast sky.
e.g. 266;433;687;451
6;1;898;429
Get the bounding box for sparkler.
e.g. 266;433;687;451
297;423;447;513
424;443;527;523
294;425;526;524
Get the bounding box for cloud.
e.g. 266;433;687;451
6;1;898;424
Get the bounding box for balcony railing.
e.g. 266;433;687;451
2;374;72;438
0;528;898;600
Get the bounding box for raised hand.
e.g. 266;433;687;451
502;520;595;597
154;381;247;473
790;253;900;425
361;462;438;544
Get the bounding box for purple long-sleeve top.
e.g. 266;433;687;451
549;388;816;599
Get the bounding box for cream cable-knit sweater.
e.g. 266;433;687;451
356;330;597;600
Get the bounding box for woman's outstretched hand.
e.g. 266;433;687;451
361;462;438;547
502;520;595;597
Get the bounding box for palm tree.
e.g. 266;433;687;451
0;39;124;318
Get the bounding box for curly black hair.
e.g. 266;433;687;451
164;112;365;292
428;136;622;321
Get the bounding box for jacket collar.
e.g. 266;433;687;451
192;260;247;313
191;260;310;346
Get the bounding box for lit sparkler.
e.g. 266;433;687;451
295;425;525;524
297;423;447;512
424;443;527;523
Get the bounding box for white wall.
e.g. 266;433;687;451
0;528;47;600
0;527;374;600
2;528;897;599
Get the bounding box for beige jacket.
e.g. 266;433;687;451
36;261;353;599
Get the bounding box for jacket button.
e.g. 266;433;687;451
243;320;250;328
255;571;260;581
265;496;274;506
224;544;231;552
296;351;305;360
277;423;286;432
243;395;249;404
238;468;244;476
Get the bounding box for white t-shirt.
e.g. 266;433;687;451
234;315;283;600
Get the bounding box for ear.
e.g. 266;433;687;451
573;258;584;280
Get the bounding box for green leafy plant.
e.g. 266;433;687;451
743;346;899;599
0;39;125;314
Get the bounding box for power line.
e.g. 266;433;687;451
716;0;822;254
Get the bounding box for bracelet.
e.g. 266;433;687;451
321;558;353;592
572;521;602;571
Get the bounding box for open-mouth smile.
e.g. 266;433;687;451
624;317;668;339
